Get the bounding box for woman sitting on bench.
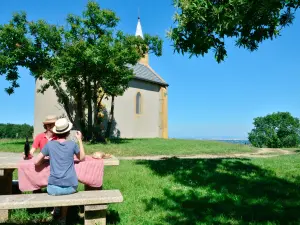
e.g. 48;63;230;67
34;118;85;225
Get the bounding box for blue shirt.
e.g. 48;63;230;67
41;140;80;187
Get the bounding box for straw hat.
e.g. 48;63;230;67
52;118;73;134
43;115;58;125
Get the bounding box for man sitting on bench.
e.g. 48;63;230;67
34;118;85;225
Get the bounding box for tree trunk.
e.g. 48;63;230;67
93;89;98;128
87;92;93;140
75;93;86;136
51;80;74;124
84;76;93;140
105;96;115;139
92;83;105;142
93;84;100;128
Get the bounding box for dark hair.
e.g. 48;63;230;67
43;123;55;130
55;131;70;139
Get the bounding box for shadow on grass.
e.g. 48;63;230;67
2;223;50;225
0;140;31;146
107;209;121;224
109;138;134;145
4;205;120;225
86;138;134;145
4;207;82;225
137;158;300;224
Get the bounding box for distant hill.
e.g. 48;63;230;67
217;140;250;145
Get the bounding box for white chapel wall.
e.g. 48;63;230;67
104;79;161;138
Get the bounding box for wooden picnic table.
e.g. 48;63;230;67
0;152;119;222
0;152;119;169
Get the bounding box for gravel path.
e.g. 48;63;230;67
118;148;293;160
0;148;294;161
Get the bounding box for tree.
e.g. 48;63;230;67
248;112;300;148
0;1;162;140
168;0;300;62
0;123;33;138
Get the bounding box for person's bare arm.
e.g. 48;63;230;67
30;147;37;155
34;152;45;165
75;131;85;161
28;134;40;158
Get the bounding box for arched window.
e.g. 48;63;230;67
136;92;142;114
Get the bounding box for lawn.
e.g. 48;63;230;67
3;139;299;224
106;155;300;225
5;153;300;224
0;138;256;156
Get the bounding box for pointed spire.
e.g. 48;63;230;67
135;17;144;38
135;15;149;65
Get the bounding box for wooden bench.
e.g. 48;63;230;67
0;152;120;222
0;190;123;225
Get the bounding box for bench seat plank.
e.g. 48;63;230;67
85;204;108;211
0;190;123;210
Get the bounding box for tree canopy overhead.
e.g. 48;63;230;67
168;0;299;62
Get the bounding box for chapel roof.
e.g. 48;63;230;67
129;63;168;87
131;17;168;87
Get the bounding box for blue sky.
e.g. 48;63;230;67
0;0;299;139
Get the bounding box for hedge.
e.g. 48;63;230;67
0;123;33;139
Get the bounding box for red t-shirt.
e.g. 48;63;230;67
32;133;58;151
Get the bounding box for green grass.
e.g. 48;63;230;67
103;155;300;225
0;138;256;156
4;139;298;224
6;152;300;224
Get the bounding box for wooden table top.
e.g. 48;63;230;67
0;152;119;169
